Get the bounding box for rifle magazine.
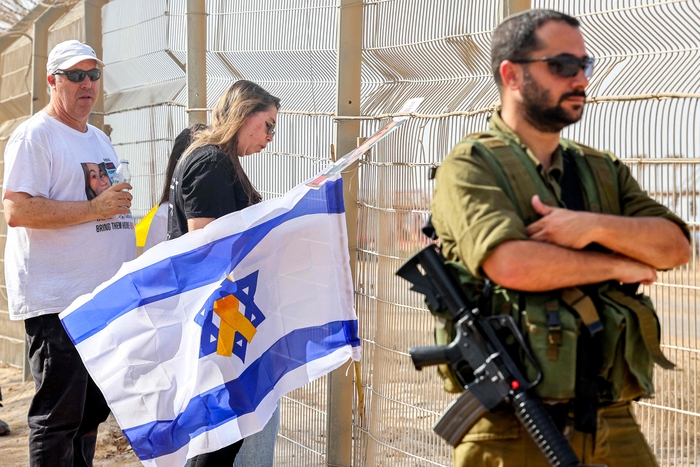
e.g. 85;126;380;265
433;390;488;447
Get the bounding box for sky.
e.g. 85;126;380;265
0;0;41;33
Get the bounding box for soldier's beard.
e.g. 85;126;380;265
520;70;586;133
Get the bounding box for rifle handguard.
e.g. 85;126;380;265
512;391;580;467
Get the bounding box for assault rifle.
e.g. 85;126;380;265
396;245;604;467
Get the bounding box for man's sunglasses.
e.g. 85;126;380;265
53;68;102;82
511;54;595;79
265;121;276;136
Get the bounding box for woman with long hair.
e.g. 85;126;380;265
169;80;281;467
168;80;279;240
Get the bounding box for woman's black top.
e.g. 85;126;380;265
168;145;250;240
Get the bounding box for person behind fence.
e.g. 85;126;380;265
429;9;690;467
144;120;282;466
168;80;280;467
2;40;135;467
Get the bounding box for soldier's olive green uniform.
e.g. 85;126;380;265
431;113;688;467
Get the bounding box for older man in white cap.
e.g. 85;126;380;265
2;40;135;467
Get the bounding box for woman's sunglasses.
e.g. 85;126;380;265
53;68;102;83
511;54;595;79
265;121;276;136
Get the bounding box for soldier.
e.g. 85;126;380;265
430;9;690;467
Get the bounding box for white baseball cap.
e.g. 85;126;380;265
47;40;104;76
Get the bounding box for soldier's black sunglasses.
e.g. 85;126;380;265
511;54;595;79
53;68;102;82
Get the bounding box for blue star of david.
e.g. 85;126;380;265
194;271;265;361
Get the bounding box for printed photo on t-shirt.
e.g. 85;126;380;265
81;162;112;200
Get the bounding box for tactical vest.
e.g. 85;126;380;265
434;131;673;406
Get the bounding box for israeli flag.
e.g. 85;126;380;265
59;174;360;466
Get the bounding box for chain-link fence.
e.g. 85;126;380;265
0;0;698;465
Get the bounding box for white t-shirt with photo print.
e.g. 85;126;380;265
2;111;135;320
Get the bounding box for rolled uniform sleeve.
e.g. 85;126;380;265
431;140;527;278
613;156;690;240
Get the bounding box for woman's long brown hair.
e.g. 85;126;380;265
181;80;281;205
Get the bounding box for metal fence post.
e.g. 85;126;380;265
327;0;362;465
502;0;530;18
186;0;207;126
32;5;71;116
84;0;109;131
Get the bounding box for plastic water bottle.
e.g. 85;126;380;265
114;160;131;186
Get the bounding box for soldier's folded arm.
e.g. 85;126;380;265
481;239;658;292
526;196;690;270
593;157;692;269
573;213;689;269
3;186;132;229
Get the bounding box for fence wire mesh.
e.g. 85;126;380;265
0;0;698;465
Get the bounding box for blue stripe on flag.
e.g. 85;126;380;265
62;179;344;345
124;319;360;460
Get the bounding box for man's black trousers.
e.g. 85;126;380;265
25;314;110;467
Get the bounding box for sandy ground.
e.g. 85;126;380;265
0;363;142;467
